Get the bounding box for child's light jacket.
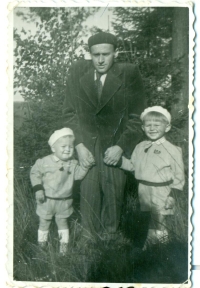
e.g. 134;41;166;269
121;137;185;190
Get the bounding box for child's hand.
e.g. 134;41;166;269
165;196;175;210
86;161;95;169
87;155;95;168
35;190;45;204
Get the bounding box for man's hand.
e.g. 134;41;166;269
36;190;45;204
76;143;95;168
86;154;96;169
103;145;123;166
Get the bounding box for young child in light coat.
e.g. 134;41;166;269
118;106;185;248
30;128;94;255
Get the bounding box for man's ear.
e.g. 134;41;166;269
142;125;145;131
165;124;171;133
51;146;55;153
85;52;92;60
114;49;119;58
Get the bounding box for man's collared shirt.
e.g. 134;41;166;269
94;70;107;86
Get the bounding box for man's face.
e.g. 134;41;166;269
142;119;171;141
52;136;74;161
90;43;116;74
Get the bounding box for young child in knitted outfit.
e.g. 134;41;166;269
30;128;94;255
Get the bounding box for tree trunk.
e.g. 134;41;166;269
171;8;189;116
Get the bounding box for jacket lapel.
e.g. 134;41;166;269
80;66;98;107
96;63;123;114
79;62;123;110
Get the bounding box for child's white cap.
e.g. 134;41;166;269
140;106;171;123
48;128;74;147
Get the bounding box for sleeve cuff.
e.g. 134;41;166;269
32;184;44;193
116;157;123;167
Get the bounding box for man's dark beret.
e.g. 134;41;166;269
88;32;117;49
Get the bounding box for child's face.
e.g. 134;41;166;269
142;119;171;141
51;137;74;161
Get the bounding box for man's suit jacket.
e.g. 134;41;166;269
63;60;146;157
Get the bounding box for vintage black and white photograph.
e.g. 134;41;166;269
11;2;193;286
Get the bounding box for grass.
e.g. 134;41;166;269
13;173;189;283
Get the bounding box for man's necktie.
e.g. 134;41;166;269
95;73;103;102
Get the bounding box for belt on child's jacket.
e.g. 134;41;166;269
45;195;73;200
138;179;173;187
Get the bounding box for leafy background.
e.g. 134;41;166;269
14;7;189;173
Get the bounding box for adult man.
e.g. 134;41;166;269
63;32;146;240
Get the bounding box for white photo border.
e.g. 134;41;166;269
7;1;194;287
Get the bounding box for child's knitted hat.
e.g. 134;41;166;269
48;128;74;147
140;106;171;123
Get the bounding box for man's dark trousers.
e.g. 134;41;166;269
80;137;126;239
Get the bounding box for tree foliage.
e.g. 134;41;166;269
112;7;186;110
14;7;98;172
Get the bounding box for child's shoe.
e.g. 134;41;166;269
58;229;69;256
38;241;48;251
156;229;169;244
142;229;156;251
59;242;68;256
142;229;169;250
38;230;48;251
